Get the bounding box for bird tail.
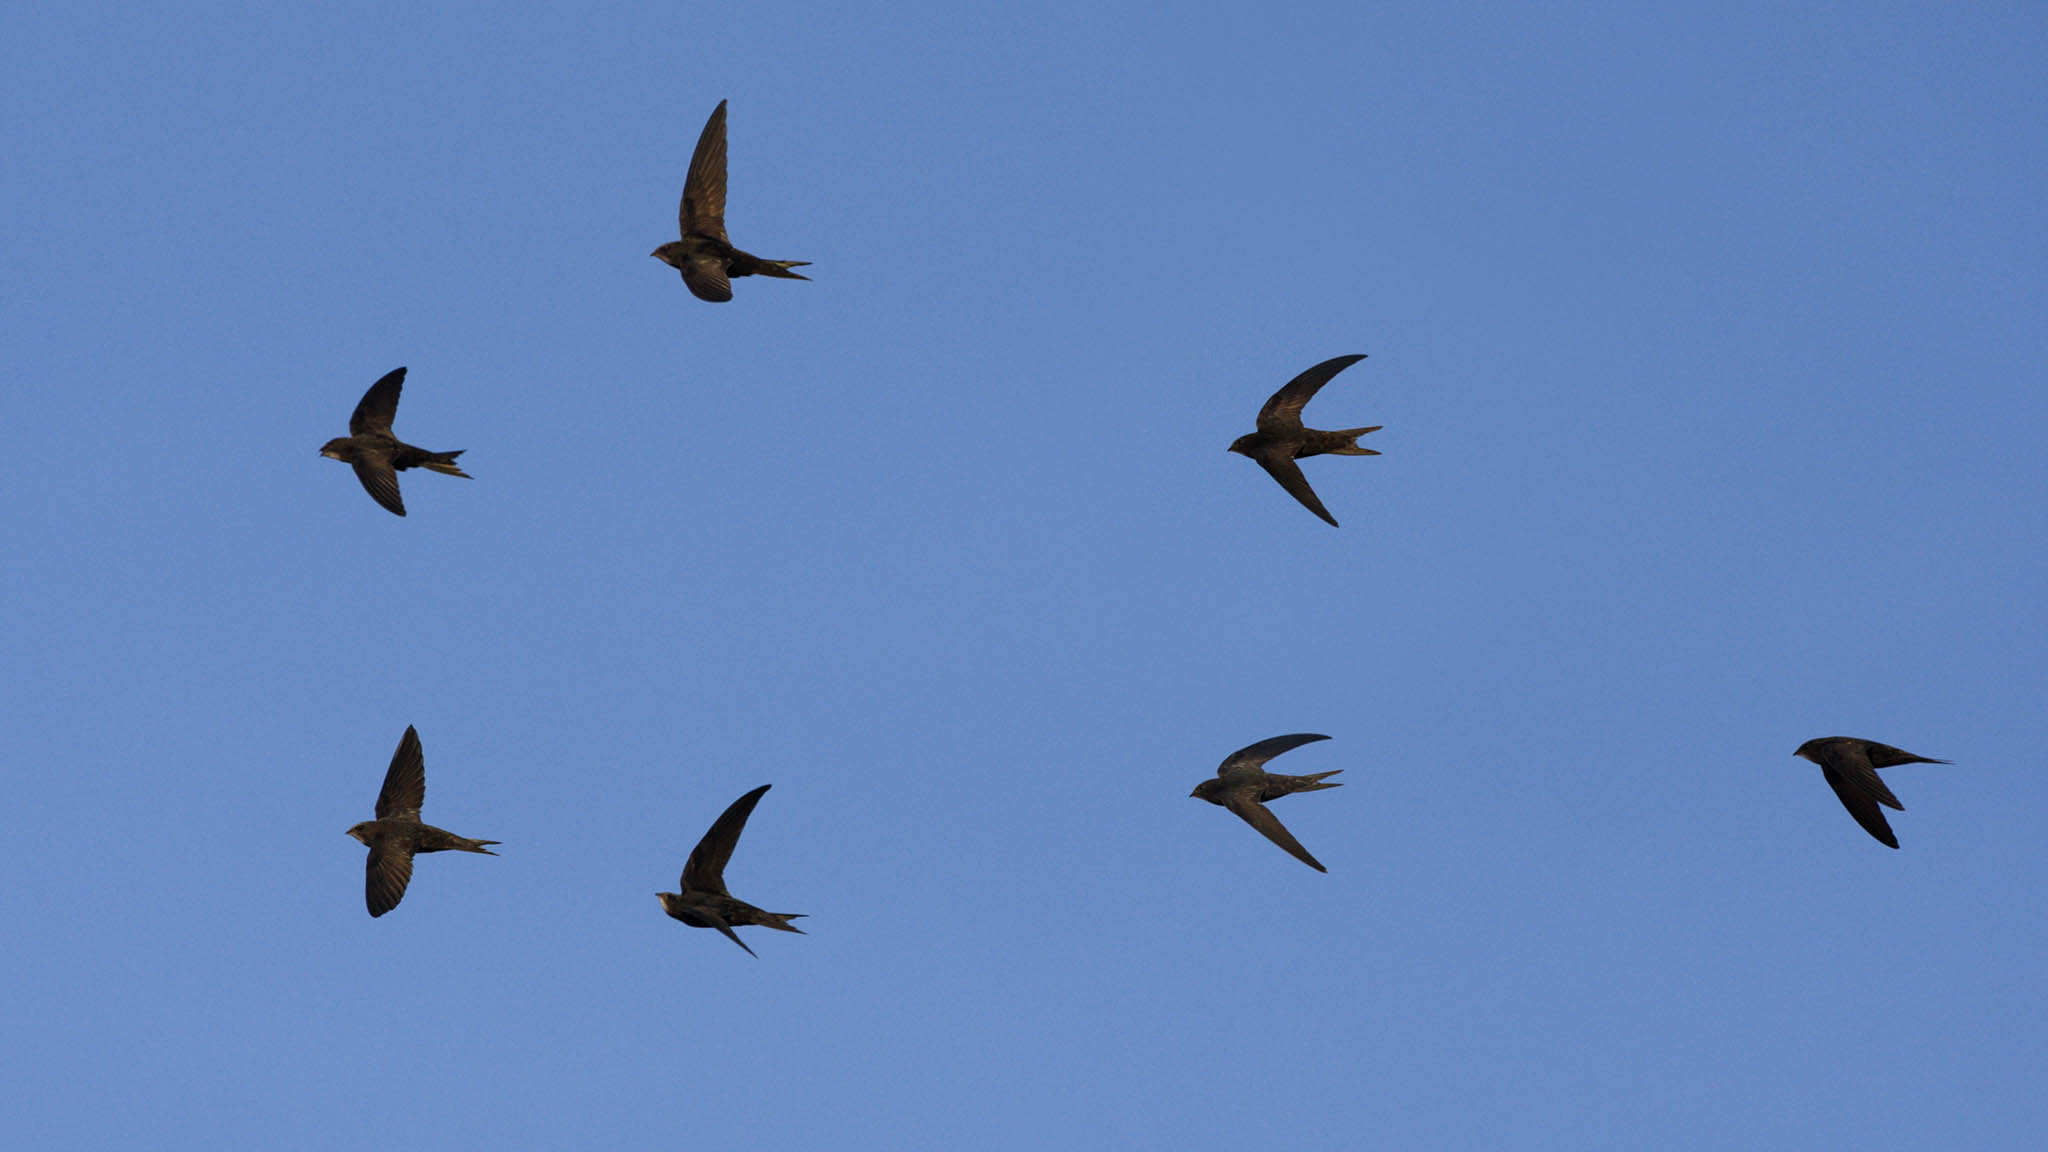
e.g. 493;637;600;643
1327;427;1383;456
422;450;471;478
1296;770;1345;791
756;260;811;281
760;912;808;934
458;838;500;855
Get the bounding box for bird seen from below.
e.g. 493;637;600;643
1191;733;1343;872
345;725;499;917
1229;353;1381;526
319;367;470;517
652;99;811;302
1794;737;1950;849
658;784;807;957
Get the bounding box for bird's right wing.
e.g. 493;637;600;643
1253;456;1338;527
1226;799;1328;872
364;841;415;917
1821;762;1903;849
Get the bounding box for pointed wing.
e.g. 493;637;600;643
710;916;758;957
682;258;733;303
1225;798;1328;872
349;367;407;436
680;99;729;242
1860;740;1950;770
1820;755;1903;849
1220;733;1331;775
1256;354;1365;432
375;726;426;820
683;784;771;893
364;839;416;916
351;456;407;517
1253;455;1338;526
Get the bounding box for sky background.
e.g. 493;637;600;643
4;3;2044;1148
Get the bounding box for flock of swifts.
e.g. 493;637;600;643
323;100;1950;954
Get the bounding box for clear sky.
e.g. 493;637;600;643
5;3;2044;1149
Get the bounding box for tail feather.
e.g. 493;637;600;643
1298;770;1344;791
762;912;807;934
757;260;811;281
423;450;471;478
1329;427;1383;456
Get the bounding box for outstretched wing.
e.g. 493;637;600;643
349;367;406;436
374;726;426;820
364;840;416;917
1820;751;1904;849
683;784;772;893
351;456;406;517
680;99;730;242
1256;354;1365;431
1225;798;1328;872
1219;733;1331;775
1253;455;1338;526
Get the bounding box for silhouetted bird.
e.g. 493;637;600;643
1191;733;1343;871
345;726;499;917
658;784;806;956
319;367;470;516
1229;354;1380;526
1795;737;1949;849
652;99;810;302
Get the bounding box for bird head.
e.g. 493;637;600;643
1189;779;1223;802
319;438;352;461
344;822;375;846
1227;434;1256;457
1792;738;1826;764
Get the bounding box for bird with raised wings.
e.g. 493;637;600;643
1191;733;1343;871
345;726;499;917
1794;737;1949;849
319;367;470;517
1229;354;1381;526
652;99;810;302
658;784;807;956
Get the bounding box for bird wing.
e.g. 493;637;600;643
680;99;730;242
681;258;734;303
1253;455;1338;526
1219;733;1332;775
349;367;406;436
374;725;426;820
683;784;772;893
1820;754;1903;849
710;915;758;957
1255;354;1366;432
351;456;407;517
1225;798;1328;872
1860;741;1951;770
364;839;416;917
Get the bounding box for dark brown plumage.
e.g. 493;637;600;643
651;99;810;302
319;367;470;517
344;726;498;917
1190;733;1343;872
658;784;806;957
1794;737;1949;849
1228;354;1381;526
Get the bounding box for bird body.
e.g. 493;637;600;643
345;725;498;917
658;784;805;956
1794;736;1947;849
1191;733;1343;871
1229;354;1380;526
653;99;810;302
319;367;470;516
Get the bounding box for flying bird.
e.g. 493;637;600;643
658;784;806;956
1794;737;1949;849
652;99;811;302
1190;733;1343;871
1229;354;1381;526
319;367;470;516
345;726;499;917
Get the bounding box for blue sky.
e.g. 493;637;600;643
4;2;2044;1148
